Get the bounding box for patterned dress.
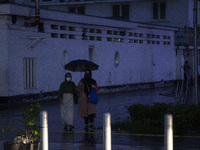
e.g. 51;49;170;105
60;93;74;125
59;77;77;126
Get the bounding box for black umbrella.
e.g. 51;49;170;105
64;59;99;72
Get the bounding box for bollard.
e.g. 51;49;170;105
103;113;111;150
40;111;49;150
164;114;173;150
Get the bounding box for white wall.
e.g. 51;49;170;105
1;4;177;97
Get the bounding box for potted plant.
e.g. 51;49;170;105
2;103;41;150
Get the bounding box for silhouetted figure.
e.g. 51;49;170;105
184;61;191;83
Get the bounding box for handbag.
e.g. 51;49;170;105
83;79;98;104
88;88;98;104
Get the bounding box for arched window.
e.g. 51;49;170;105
61;50;69;68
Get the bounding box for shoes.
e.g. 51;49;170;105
64;125;68;131
90;123;95;129
64;125;75;131
84;124;89;131
69;125;75;131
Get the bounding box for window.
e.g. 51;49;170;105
134;33;138;37
153;3;158;19
153;2;166;19
147;34;151;38
69;6;85;14
69;35;75;39
122;5;129;19
69;26;75;31
82;32;88;40
51;33;58;38
96;29;102;34
60;26;67;30
113;5;129;19
107;37;112;41
113;31;118;35
89;28;95;33
89;36;95;40
113;5;120;18
60;34;67;39
120;31;126;36
129;32;133;36
24;58;37;88
69;7;76;13
38;23;44;32
129;39;133;43
107;30;112;34
160;2;166;19
78;7;85;14
51;24;58;30
82;28;88;32
96;37;102;41
139;40;143;44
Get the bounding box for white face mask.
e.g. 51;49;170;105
66;77;71;81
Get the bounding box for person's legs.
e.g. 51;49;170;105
89;114;95;129
84;117;89;130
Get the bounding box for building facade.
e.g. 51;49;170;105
0;0;193;104
4;0;199;79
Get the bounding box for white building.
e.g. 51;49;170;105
0;0;191;105
5;0;200;79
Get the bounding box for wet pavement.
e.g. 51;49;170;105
0;86;200;150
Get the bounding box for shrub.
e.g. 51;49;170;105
112;103;200;135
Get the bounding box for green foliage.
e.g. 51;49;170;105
2;103;41;143
112;103;200;135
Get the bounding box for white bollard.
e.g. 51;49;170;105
40;111;49;150
164;114;173;150
103;113;111;150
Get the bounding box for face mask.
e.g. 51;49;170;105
66;77;71;81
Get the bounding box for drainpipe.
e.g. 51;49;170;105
24;0;40;27
194;0;198;105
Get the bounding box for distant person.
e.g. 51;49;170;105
59;72;77;131
77;69;99;130
184;61;191;83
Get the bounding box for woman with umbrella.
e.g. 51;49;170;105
59;72;77;131
77;69;99;130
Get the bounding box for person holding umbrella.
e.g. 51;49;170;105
77;69;99;130
59;72;77;131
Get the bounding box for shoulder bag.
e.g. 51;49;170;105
83;79;98;104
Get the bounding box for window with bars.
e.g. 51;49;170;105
23;58;37;89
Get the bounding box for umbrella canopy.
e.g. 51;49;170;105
64;59;99;72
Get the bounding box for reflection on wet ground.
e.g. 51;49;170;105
0;86;200;150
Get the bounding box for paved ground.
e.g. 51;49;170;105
1;86;200;150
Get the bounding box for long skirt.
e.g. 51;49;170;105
60;93;74;126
